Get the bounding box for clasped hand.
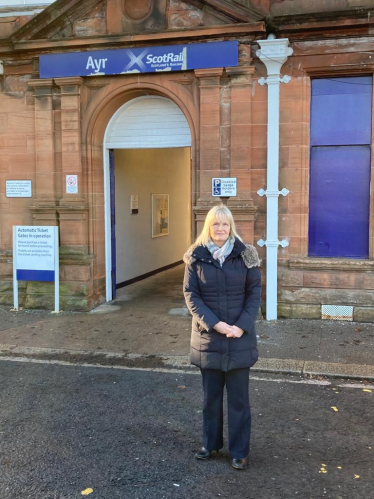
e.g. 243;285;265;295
214;322;244;338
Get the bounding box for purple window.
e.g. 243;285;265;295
309;76;372;258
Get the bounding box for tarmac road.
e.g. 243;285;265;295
0;359;373;499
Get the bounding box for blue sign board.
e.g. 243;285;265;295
39;41;238;78
212;178;237;197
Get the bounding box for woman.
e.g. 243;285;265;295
183;204;261;470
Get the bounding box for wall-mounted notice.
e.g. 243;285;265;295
6;180;32;198
212;178;237;197
13;226;59;312
66;175;78;194
130;195;139;215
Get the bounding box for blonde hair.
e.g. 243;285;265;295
195;204;242;247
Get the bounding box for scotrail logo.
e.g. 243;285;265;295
122;48;185;72
123;48;149;72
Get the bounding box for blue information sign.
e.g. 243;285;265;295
39;41;238;78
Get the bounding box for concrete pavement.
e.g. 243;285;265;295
0;265;373;380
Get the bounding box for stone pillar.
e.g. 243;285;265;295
54;77;88;254
193;68;223;233
28;79;58;225
225;64;257;243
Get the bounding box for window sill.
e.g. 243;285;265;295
288;258;374;272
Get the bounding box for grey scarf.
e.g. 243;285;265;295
207;237;234;266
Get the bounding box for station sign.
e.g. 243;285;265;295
39;41;238;78
13;226;60;312
212;178;237;197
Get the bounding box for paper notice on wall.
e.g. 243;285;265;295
66;175;78;194
6;180;32;198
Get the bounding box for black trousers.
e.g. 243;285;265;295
201;368;251;459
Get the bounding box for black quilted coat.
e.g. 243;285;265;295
183;238;261;372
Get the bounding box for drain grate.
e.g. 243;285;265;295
321;305;353;321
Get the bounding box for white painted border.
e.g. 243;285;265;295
103;96;192;302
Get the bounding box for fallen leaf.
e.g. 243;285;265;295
81;489;93;496
331;406;339;412
362;389;372;393
355;327;362;332
178;385;186;389
260;335;269;339
337;466;342;469
321;463;327;467
354;475;360;479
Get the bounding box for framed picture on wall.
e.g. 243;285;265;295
151;194;169;238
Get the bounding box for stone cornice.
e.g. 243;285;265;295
0;23;265;55
186;0;265;23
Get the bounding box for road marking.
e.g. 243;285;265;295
0;355;372;389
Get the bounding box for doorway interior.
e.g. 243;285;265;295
103;96;192;301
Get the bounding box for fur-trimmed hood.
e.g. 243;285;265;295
183;238;261;269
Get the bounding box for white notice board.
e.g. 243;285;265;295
13;226;60;312
6;180;32;198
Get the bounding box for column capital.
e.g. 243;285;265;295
28;78;54;89
194;68;223;86
28;79;54;96
54;77;84;88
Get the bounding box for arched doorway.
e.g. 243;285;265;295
103;95;192;301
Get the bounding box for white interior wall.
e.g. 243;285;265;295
114;148;191;284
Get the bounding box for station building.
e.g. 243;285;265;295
0;0;373;321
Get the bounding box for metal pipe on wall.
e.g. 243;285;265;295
256;36;293;320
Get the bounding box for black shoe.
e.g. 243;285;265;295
231;458;247;470
195;447;219;460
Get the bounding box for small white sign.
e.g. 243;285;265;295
130;195;139;214
212;178;237;197
66;175;78;194
131;195;139;209
6;180;32;198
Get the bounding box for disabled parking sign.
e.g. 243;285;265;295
212;178;237;197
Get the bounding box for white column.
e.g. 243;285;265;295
256;36;293;320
